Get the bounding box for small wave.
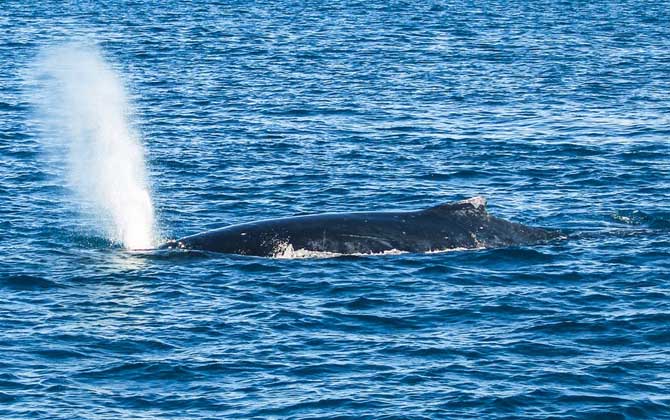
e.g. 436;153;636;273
417;169;485;181
0;275;61;290
33;348;88;359
0;392;18;404
612;210;670;229
78;360;197;381
262;107;361;117
237;262;282;273
251;397;375;418
343;296;391;310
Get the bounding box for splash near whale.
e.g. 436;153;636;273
161;197;561;258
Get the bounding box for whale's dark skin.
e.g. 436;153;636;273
160;197;561;257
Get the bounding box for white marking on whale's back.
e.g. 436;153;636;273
456;196;487;210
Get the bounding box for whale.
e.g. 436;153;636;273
160;197;561;257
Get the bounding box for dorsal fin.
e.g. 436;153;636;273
423;196;488;214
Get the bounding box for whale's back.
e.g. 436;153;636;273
160;197;560;257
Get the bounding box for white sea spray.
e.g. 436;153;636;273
34;43;157;249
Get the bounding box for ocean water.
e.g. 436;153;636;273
2;1;670;418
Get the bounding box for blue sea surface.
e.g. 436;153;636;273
2;1;670;418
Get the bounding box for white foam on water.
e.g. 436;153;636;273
425;247;479;254
272;242;474;259
34;43;157;249
273;243;345;259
